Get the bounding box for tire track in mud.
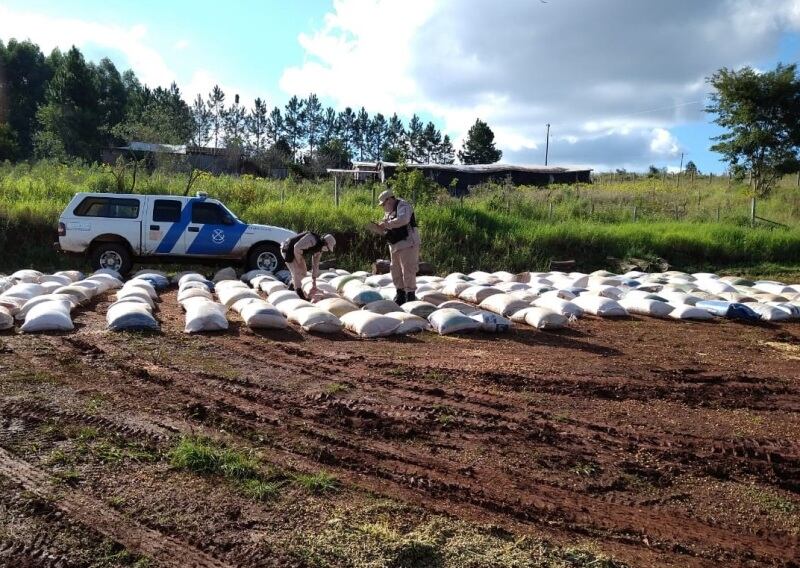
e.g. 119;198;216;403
0;446;232;568
31;330;800;565
11;297;800;566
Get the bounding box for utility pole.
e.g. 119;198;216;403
677;152;684;187
544;123;550;166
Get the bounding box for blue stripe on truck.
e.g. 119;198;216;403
155;199;195;253
186;222;248;255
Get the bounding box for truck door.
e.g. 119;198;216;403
184;201;247;258
144;198;191;255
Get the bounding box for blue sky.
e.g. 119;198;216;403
2;0;799;173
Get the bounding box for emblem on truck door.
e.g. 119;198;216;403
211;229;225;244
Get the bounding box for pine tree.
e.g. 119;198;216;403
206;85;226;149
191;94;211;147
368;113;387;161
354;106;370;161
283;95;305;160
337;107;357;158
223;95;247;148
384;113;406;161
267;106;284;145
422;121;441;164
437;134;455;164
457;118;502;164
319;107;338;148
35;46;102;160
0;39;54;158
406;114;424;163
304;93;323;158
247;97;269;154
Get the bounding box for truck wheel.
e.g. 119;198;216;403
247;243;285;273
90;243;132;276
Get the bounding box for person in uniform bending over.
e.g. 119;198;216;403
376;189;420;305
281;232;336;300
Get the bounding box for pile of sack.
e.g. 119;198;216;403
0;268;124;332
106;270;166;331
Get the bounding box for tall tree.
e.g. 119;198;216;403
353;106;370;161
458;118;502;164
283;95;305;160
406;114;425;163
246;97;269;154
94;57;127;146
113;82;192;145
368;113;387;161
319;107;338;148
337;107;357;158
384;113;406;161
266;106;284;145
706;63;800;197
422;121;441;164
304;93;323;158
436;134;455;164
223;94;247;148
191;94;211;147
35;46;102;161
0;39;53;158
206;85;226;149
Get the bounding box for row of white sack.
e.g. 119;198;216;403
298;269;800;322
0;270;128;332
174;274;523;336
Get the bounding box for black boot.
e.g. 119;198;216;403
394;290;407;305
406;290;416;303
297;288;308;301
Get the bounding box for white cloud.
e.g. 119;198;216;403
281;0;800;170
0;5;175;87
0;6;262;113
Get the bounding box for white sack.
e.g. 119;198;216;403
240;301;287;329
385;311;430;334
341;310;401;338
185;301;229;333
428;308;482;335
572;295;627;317
21;301;73;332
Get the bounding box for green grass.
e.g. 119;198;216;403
293;471;339;494
2;161;800;274
170;436;338;500
169;436;260;480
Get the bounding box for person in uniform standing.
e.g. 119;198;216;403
376;189;420;305
281;231;336;300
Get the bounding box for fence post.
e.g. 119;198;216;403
372;184;376;206
709;172;713;185
548;201;553;220
590;200;594;216
716;206;720;222
796;171;800;188
281;186;285;203
674;203;679;220
632;205;637;222
750;196;756;226
333;175;339;207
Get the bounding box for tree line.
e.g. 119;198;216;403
0;38;509;173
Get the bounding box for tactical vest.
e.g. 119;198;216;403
281;231;323;262
385;200;418;245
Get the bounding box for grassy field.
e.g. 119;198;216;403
1;160;799;277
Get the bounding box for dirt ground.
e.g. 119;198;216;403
1;287;799;567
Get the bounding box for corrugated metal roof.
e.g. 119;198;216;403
115;142;187;154
353;161;592;173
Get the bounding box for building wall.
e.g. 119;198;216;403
380;165;592;194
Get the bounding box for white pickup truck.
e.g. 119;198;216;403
56;192;296;274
